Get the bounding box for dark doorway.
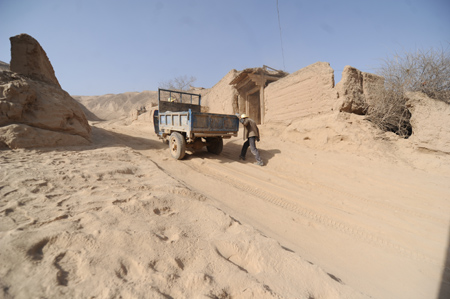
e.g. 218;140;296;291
248;91;261;124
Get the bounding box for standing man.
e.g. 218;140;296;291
239;114;264;166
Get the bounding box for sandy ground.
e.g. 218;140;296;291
1;117;450;299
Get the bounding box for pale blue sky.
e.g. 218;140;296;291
1;0;449;96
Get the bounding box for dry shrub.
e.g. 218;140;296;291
159;75;197;91
367;46;450;137
366;88;412;137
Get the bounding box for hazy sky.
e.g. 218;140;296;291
1;0;449;96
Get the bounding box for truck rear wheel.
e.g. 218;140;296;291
169;132;186;160
206;137;223;155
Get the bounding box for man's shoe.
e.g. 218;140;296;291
239;155;246;161
254;161;264;166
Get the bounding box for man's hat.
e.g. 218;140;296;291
240;114;248;119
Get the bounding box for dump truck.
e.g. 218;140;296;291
154;88;239;160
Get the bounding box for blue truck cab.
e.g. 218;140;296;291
154;89;239;159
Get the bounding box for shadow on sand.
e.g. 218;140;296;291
183;139;281;165
89;126;167;151
23;126;167;154
22;126;280;167
439;229;450;298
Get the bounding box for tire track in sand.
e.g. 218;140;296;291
110;125;440;266
183;157;439;266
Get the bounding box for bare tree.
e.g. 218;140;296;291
366;46;450;137
158;75;197;91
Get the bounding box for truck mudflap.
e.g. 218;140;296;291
153;110;159;134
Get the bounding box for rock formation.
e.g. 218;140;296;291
0;34;90;149
10;34;61;88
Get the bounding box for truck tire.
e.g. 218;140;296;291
206;137;223;155
169;132;186;160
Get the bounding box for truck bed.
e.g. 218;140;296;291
157;109;239;138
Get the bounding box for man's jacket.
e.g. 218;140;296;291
242;118;260;140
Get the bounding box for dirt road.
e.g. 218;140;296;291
99;119;450;299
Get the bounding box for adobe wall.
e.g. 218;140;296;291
201;69;239;115
205;63;384;126
335;66;385;115
406;92;450;154
263;62;336;125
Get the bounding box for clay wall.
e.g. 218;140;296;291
201;69;239;115
263;62;336;125
335;66;385;115
204;62;384;126
406;92;450;153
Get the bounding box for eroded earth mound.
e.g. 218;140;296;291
0;34;90;149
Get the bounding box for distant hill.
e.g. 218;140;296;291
76;101;103;122
73;90;159;121
0;60;10;71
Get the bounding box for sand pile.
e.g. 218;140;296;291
0;128;367;298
